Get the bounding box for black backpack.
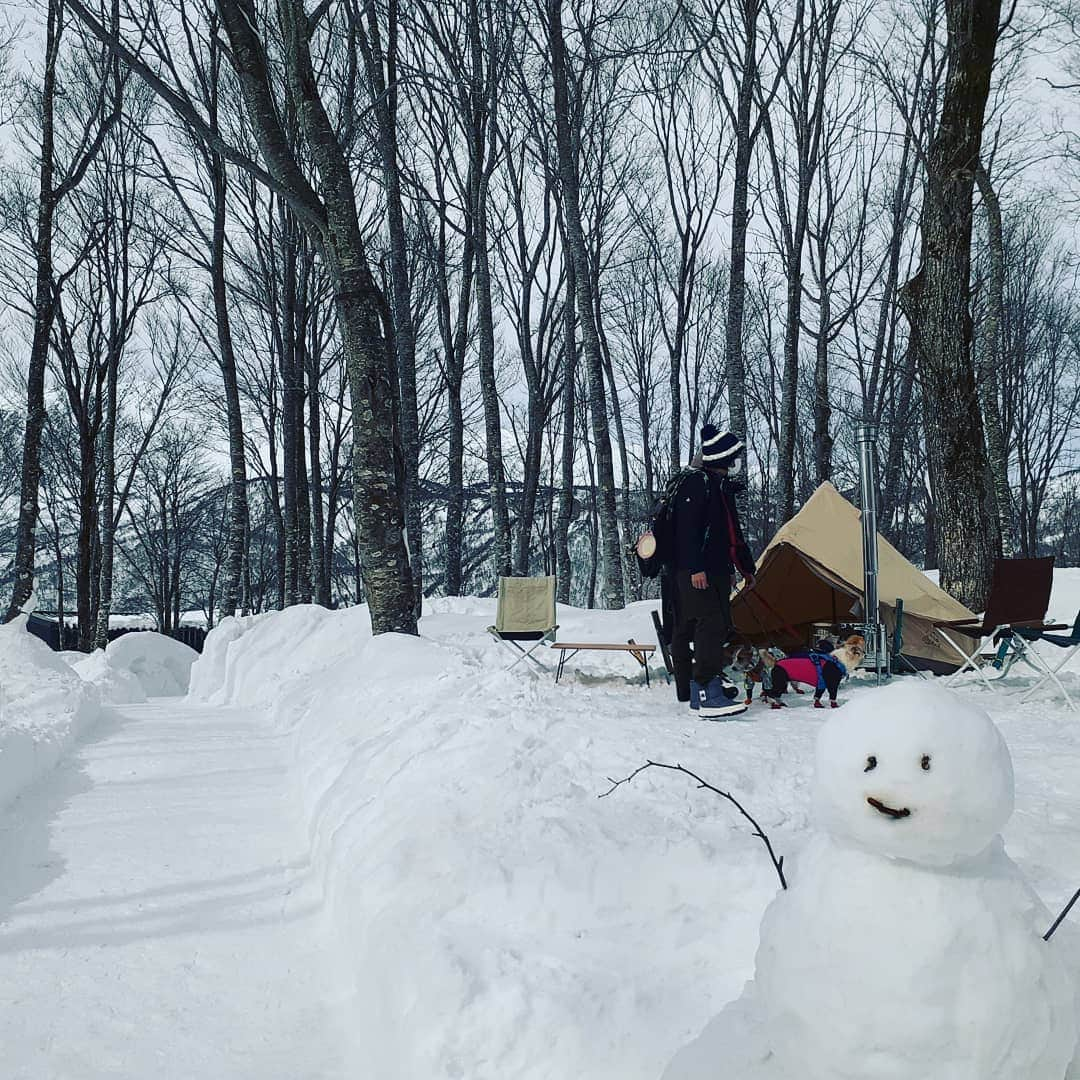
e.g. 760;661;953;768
635;468;703;579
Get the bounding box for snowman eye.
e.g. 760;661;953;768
921;755;931;771
864;755;877;772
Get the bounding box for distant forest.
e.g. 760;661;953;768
0;0;1077;643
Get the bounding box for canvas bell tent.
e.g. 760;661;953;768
731;482;976;672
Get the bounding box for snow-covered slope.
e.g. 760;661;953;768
187;596;1080;1079
0;616;100;811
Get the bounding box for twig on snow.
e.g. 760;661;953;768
1044;884;1080;942
600;760;787;890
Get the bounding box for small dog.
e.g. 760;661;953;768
728;645;765;705
760;635;865;710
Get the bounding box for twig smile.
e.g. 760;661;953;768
867;796;911;820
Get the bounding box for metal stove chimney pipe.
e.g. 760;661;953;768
856;423;883;676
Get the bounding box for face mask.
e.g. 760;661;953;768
727;458;743;476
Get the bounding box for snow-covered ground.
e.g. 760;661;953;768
1;584;1079;1078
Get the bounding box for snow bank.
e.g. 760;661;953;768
190;594;1080;1079
189;605;370;708
105;632;198;698
0;616;100;810
71;648;148;705
191;599;790;1079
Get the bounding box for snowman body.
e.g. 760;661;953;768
662;683;1078;1080
756;832;1076;1079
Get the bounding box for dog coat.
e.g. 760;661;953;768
777;652;847;692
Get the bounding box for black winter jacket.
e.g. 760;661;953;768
671;470;756;580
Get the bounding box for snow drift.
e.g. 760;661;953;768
71;648;148;705
189;601;791;1079
0;616;100;810
104;631;198;697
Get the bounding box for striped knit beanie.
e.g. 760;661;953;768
700;424;743;466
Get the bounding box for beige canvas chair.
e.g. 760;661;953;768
487;576;558;671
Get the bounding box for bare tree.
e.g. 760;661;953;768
5;0;119;620
546;0;624;608
67;0;417;634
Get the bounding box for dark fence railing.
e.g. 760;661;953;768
26;614;207;655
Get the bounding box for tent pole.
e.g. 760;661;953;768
856;423;887;681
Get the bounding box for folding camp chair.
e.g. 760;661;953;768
487;575;558;672
934;557;1067;692
1012;610;1080;709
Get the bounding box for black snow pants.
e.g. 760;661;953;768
669;571;733;698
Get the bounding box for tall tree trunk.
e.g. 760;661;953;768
899;0;1002;610
94;353;119;649
583;411;599;609
211;155;250;619
76;430;98;651
879;338;917;536
280;206;300;607
974;161;1014;555
474;219;512;579
470;0;511;580
548;0;624;608
555;267;576;604
6;0;60;621
812;278;833;483
442;208;474;596
360;0;423;611
723;6;759;457
307;340;328;605
515;392;544;575
445;380;465;594
294;266;313;604
220;0;416;634
776;260;803;520
599;330;635;599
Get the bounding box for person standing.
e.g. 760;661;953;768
668;424;757;719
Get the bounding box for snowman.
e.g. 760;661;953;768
663;682;1079;1080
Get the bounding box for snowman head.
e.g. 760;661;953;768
813;683;1014;867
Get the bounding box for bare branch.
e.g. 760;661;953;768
1045;884;1080;942
63;0;327;231
600;760;788;889
308;0;336;35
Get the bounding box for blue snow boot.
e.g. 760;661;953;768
699;676;749;720
689;679;702;711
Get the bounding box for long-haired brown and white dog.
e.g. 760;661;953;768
759;635;865;709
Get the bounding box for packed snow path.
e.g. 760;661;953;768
0;701;349;1080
